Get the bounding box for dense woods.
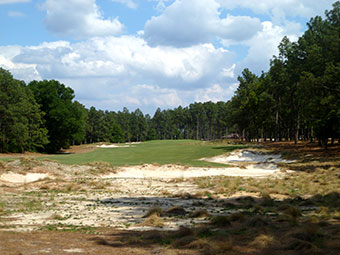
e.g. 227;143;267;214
230;2;340;148
1;2;340;153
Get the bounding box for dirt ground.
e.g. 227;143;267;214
0;142;340;255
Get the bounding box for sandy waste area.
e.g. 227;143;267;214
0;149;294;232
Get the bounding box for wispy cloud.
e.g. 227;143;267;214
0;0;30;4
111;0;137;9
8;11;25;17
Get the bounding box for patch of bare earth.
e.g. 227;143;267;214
0;144;339;254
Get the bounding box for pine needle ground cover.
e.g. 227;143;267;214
43;140;244;167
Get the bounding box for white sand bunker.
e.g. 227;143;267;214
0;172;49;184
101;149;294;180
206;149;294;164
103;165;282;179
97;144;133;148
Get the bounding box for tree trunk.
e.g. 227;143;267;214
294;114;300;145
323;138;328;150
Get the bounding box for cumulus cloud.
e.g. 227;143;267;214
0;0;30;4
195;83;237;103
232;21;300;75
2;36;235;113
11;36;234;86
0;46;41;81
41;0;124;39
2;0;329;113
144;0;262;47
130;84;183;107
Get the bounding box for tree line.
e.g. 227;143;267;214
1;2;339;153
0;68;232;153
228;2;340;148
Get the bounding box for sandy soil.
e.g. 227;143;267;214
1;144;339;255
0;149;293;233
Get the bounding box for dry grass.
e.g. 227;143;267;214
88;180;111;189
87;161;116;175
190;209;210;218
143;207;163;218
139;214;164;228
0;142;339;255
250;234;277;249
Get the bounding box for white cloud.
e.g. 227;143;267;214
2;36;235;113
233;21;300;74
41;0;124;39
144;0;262;47
111;0;137;9
125;84;183;107
8;11;25;17
195;83;236;103
0;0;30;4
218;0;333;18
0;46;41;81
3;0;331;113
153;0;172;12
12;37;234;86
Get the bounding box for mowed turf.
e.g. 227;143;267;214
44;140;244;167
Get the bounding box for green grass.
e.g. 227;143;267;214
41;140;244;167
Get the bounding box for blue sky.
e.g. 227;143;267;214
0;0;334;114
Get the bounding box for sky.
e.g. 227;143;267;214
0;0;335;115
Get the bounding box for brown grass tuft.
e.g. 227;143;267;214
250;234;277;249
172;236;196;248
190;209;210;218
246;216;270;227
139;214;164;227
282;205;302;218
143;207;163;218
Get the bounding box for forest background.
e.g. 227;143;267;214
1;2;340;153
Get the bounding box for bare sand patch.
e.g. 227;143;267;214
102;164;283;179
0;173;49;184
97;144;134;148
204;149;296;164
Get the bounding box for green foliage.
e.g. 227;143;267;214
0;68;48;153
110;123;123;143
225;2;340;146
2;3;340;151
28;80;85;153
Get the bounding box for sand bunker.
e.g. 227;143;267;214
101;149;292;179
102;165;282;179
97;144;133;148
206;149;294;164
0;172;48;184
